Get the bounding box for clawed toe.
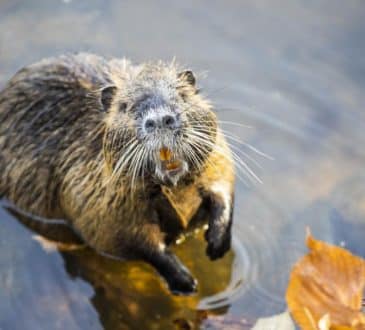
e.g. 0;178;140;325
205;227;231;260
167;270;198;295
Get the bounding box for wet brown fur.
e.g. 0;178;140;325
0;53;234;293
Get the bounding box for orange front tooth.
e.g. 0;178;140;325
166;161;181;170
160;147;172;161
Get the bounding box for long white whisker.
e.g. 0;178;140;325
130;145;145;193
217;120;253;129
189;124;273;160
186;135;251;186
186;131;262;184
190;128;264;170
137;145;148;192
113;139;139;176
113;141;140;181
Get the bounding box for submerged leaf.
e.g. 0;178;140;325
286;230;365;330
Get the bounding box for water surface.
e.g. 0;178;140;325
1;1;365;329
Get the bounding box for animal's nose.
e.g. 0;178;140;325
162;115;176;129
144;114;179;133
144;118;157;133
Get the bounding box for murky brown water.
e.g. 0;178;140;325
1;1;365;329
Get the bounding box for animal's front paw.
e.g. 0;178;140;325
205;219;232;260
157;251;198;295
166;266;198;295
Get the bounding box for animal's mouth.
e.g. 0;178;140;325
159;148;182;171
156;147;187;185
160;147;183;174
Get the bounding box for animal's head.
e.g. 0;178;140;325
101;61;217;187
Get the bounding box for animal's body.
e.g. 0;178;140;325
0;53;234;294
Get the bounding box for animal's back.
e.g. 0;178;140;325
0;54;118;217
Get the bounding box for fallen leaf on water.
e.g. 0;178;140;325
318;314;331;330
286;229;365;330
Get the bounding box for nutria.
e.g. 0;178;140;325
0;53;235;294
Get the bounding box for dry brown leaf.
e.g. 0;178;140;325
286;229;365;330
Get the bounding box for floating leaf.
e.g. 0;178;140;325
286;230;365;330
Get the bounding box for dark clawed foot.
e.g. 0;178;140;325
154;251;198;295
205;224;231;260
166;267;198;296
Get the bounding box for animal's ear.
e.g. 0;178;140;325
100;85;117;112
178;70;196;87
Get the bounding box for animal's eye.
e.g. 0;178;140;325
120;103;127;112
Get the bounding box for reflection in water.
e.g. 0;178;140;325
0;203;240;329
61;238;235;330
1;0;365;329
